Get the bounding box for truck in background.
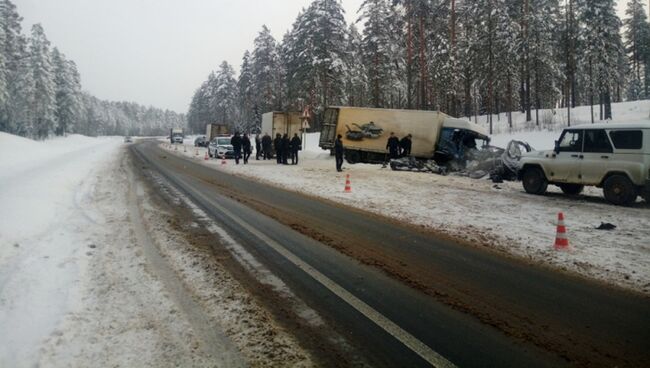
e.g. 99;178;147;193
318;106;490;165
261;112;303;139
170;128;184;144
205;123;230;142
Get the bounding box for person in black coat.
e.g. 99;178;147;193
255;134;262;160
281;133;291;165
242;134;252;164
386;132;400;159
274;133;283;164
262;133;272;160
231;132;242;164
335;134;344;172
399;134;412;157
290;133;301;165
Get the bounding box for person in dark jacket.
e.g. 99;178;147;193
242;134;252;164
231;132;242;164
399;134;412;157
262;133;272;160
386;132;400;159
281;133;291;165
255;134;262;160
274;133;283;164
290;133;301;165
335;134;344;172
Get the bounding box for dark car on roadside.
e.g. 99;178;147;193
194;136;208;147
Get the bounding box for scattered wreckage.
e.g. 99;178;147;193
390;140;533;183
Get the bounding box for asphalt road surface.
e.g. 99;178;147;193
130;141;650;367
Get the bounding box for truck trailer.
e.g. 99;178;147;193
318;106;489;164
261;111;303;138
205;124;229;142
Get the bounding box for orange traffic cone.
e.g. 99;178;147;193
195;148;199;156
204;151;209;161
553;212;569;250
344;174;352;193
221;154;227;165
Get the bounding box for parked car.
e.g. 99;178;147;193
519;122;650;205
124;136;133;143
194;136;208;147
208;136;234;158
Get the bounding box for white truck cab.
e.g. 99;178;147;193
519;122;650;205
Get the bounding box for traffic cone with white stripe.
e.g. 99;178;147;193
204;151;209;160
221;154;227;165
344;174;352;193
554;212;569;250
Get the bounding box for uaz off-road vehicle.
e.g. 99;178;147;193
519;123;650;206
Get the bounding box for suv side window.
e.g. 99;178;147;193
583;129;613;153
609;130;643;149
558;129;583;152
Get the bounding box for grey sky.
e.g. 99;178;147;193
15;0;629;113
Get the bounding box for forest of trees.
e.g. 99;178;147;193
0;0;185;139
188;0;650;135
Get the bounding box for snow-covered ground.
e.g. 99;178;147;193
166;100;650;294
0;133;312;366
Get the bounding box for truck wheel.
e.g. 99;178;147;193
522;167;548;195
603;175;637;206
559;184;584;195
345;150;360;164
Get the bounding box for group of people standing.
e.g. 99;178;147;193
386;132;412;159
272;133;302;165
233;132;301;165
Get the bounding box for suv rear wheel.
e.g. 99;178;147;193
559;183;584;195
603;175;637;206
522;167;548;195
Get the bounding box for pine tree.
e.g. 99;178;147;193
211;61;238;130
237;50;255;129
251;25;281;122
359;0;397;107
577;0;625;120
29;23;56;139
343;24;368;107
623;0;650;99
52;48;82;135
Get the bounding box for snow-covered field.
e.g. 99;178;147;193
167;101;650;294
0;133;312;366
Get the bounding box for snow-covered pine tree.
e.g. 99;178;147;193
52;48;82;135
237;51;255;129
28;23;56;139
251;25;281;123
577;0;625;120
344;24;368;107
526;0;564;125
286;0;348;119
212;61;238;131
462;0;520;132
358;0;397;108
623;0;650;99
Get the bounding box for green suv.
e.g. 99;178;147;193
519;123;650;206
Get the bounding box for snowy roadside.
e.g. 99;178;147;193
0;133;314;367
166;134;650;294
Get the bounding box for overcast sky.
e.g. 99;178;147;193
15;0;629;113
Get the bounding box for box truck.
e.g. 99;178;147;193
318;106;489;164
170;128;184;144
205;124;229;142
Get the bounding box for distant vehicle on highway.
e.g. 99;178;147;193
170;128;184;144
194;136;208;147
208;136;234;158
519;122;650;206
124;136;133;143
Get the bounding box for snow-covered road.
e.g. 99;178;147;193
0;133;315;367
